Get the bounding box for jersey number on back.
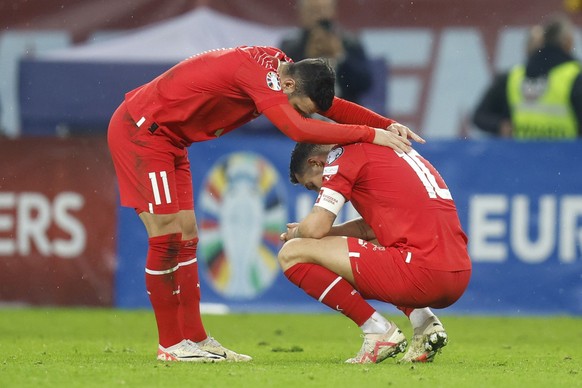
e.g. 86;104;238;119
399;150;452;200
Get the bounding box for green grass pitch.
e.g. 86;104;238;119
0;309;580;387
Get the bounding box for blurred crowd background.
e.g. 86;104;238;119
1;0;581;139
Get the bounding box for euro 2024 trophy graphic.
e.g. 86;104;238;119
198;152;287;300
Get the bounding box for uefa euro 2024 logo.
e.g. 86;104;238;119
197;152;287;300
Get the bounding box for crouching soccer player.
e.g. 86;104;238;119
279;143;472;364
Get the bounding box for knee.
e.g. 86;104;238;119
180;220;198;240
178;211;198;240
140;212;181;237
157;214;180;229
278;239;303;271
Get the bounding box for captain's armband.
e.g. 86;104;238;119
314;187;345;215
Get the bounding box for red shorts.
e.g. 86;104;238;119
347;238;471;309
107;102;194;214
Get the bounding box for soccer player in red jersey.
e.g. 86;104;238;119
279;142;472;364
107;46;424;362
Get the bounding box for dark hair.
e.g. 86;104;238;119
543;13;572;48
289;142;326;184
286;58;335;111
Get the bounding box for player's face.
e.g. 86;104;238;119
287;95;319;118
295;164;324;192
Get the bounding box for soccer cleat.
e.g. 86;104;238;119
197;337;253;362
345;322;407;364
157;339;225;362
399;320;448;363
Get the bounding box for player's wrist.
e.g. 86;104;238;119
293;227;300;239
371;128;383;144
369;127;380;144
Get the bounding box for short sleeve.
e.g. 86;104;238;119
235;48;290;113
321;145;363;202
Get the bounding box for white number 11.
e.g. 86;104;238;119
399;150;452;200
148;171;172;205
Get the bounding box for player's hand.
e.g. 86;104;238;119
280;222;299;242
372;127;413;153
387;123;426;144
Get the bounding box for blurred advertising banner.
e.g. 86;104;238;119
0;137;117;306
116;135;582;315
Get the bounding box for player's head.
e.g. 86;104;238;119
289;142;334;191
280;58;335;114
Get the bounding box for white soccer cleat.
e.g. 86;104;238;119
197;337;253;362
157;339;225;362
345;322;407;364
399;319;448;363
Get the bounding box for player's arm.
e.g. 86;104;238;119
321;97;425;144
327;217;376;241
281;187;349;241
282;206;337;242
262;103;414;153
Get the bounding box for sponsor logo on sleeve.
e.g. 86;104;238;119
323;165;339;176
326;147;344;164
266;71;281;91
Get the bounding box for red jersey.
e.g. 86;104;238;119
123;46;389;148
316;143;471;271
124;46;290;146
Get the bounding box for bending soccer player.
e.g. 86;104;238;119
108;46;424;362
279;143;472;364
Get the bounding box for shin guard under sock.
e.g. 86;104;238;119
284;263;374;326
175;237;207;342
145;233;182;348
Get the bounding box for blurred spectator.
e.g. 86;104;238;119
472;25;544;137
279;0;373;104
472;14;582;139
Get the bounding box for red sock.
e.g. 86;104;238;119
284;263;374;326
175;237;207;342
145;233;183;348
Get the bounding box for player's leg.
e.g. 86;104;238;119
341;241;451;363
278;236;406;364
167;154;207;343
140;213;220;362
278;236;355;282
398;307;448;363
138;193;221;362
397;270;470;363
173;210;206;342
140;213;182;346
108;104;183;350
345;241;468;363
134;160;191;356
278;236;376;326
168;155;251;362
173;209;250;362
397;306;442;337
108;106;221;362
